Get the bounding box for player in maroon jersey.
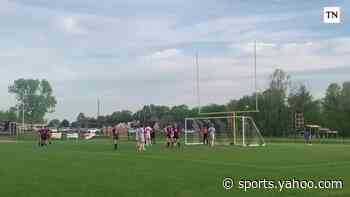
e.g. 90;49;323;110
38;127;49;147
46;127;52;144
165;124;173;148
112;125;119;150
173;123;181;148
37;128;43;146
150;126;156;144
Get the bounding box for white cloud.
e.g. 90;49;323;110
1;0;349;120
235;42;277;53
241;39;350;73
328;38;350;54
148;48;182;59
61;16;87;34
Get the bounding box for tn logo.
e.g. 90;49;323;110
324;7;341;24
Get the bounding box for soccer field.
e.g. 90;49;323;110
0;140;349;197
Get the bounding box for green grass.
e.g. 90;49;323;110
0;139;349;197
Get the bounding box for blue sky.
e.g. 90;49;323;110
0;0;349;121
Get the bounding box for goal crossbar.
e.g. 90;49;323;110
185;115;247;121
196;110;259;116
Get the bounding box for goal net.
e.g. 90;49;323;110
184;116;265;146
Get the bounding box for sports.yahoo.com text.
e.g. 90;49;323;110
222;177;344;192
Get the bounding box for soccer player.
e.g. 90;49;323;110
37;128;42;146
38;127;48;147
43;126;50;146
135;124;140;150
136;124;145;152
208;123;216;147
202;124;209;145
151;123;157;144
112;125;119;150
47;127;52;145
165;124;173;148
304;129;312;145
144;124;152;146
173;123;181;148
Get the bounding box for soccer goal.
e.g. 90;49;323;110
184;115;265;146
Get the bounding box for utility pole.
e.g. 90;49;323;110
254;40;258;112
97;98;100;128
97;98;100;118
22;100;24;133
196;52;201;114
22;90;25;134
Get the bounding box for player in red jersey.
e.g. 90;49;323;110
46;127;52;144
112;125;119;150
173;123;181;148
165;124;173;148
37;128;43;146
38;127;49;147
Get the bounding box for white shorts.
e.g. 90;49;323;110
136;134;144;143
209;133;215;140
139;136;145;143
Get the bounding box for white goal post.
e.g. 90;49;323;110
195;41;259;115
184;115;265;146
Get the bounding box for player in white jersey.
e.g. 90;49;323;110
208;123;216;147
136;124;145;152
144;125;152;146
135;125;139;149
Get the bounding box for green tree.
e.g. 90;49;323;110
0;108;18;122
8;79;56;123
200;104;226;114
133;105;171;125
339;82;350;136
260;69;291;136
108;110;133;125
323;83;342;134
226;99;238;111
60;119;70;128
48;119;61;128
76;113;87;128
269;69;291;93
340;82;350;111
97;115;108;128
288;84;323;126
71;121;79;128
170;105;190;122
288;85;312;112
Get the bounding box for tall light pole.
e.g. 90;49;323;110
195;52;201;114
22;90;25;133
97;98;100;118
254;40;258;112
97;98;101;128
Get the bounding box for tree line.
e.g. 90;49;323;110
1;69;350;137
50;69;350;137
